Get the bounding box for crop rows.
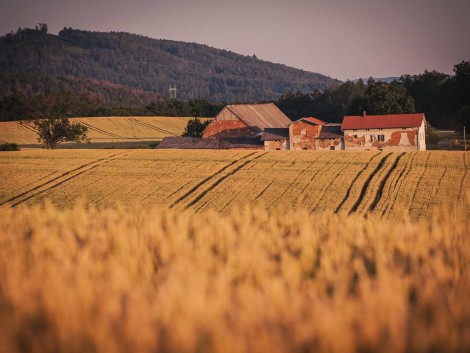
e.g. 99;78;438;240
0;150;468;219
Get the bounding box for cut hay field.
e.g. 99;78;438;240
0;116;193;148
0;149;468;219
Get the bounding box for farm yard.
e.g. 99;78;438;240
0;116;193;148
0;150;468;219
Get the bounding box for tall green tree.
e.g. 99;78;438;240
348;81;415;115
29;92;89;149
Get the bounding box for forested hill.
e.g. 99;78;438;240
0;26;340;102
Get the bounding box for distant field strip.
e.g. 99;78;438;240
0;116;192;145
0;150;468;219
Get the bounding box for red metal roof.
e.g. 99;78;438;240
341;113;425;130
294;117;326;125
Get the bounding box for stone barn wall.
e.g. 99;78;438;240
289;121;322;150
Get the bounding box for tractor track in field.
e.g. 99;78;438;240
127;118;179;136
290;156;337;207
268;154;323;207
334;152;381;214
367;152;406;213
1;151;132;207
184;152;268;209
408;152;432;214
310;161;354;213
348;152;392;215
381;152;418;217
16;121;38;133
77;121;127;139
170;152;265;209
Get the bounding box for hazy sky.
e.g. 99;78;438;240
1;0;469;80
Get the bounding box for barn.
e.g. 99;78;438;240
202;103;292;139
341;113;427;151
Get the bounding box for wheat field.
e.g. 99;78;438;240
0;201;468;353
0;149;469;353
0;150;468;219
0;117;192;147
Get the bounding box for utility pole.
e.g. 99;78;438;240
169;85;177;99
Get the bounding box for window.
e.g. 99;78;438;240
301;129;307;137
329;146;335;150
377;134;385;142
352;135;358;138
302;146;308;150
366;129;370;131
379;128;383;131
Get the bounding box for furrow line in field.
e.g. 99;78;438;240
16;121;38;133
348;153;392;215
381;152;417;217
78;121;127;138
310;161;352;213
139;163;189;203
367;153;406;213
407;152;431;214
290;157;337;208
184;152;268;210
268;154;324;207
10;151;133;207
334;153;381;214
199;159;278;212
1;151;130;207
170;152;257;208
128;118;179;136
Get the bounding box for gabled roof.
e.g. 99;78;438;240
341;113;426;130
298;117;326;125
225;103;292;132
261;128;289;141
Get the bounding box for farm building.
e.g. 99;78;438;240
341;113;427;151
261;128;289;150
202;103;292;139
289;117;344;150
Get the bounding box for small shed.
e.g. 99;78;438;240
261;128;290;150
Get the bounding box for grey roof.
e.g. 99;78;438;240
156;136;263;149
261;128;289;141
225;103;292;133
318;124;343;139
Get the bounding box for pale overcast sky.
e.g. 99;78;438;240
1;0;469;80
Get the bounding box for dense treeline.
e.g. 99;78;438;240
0;90;224;121
276;61;470;129
0;72;161;106
0;25;338;103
